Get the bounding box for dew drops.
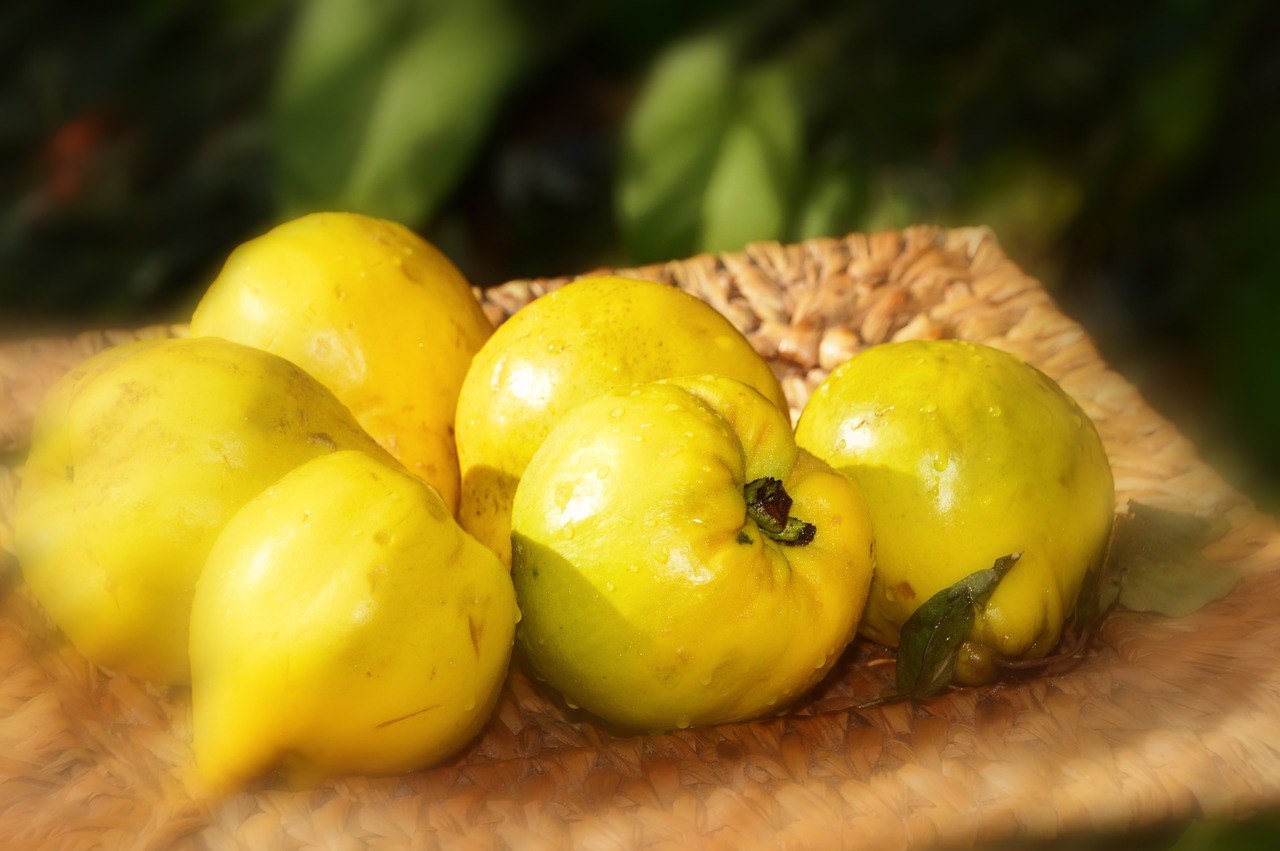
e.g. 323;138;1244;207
596;466;610;479
920;402;938;414
605;581;615;592
554;481;574;510
988;405;1003;417
610;406;625;419
932;454;950;472
663;403;681;413
675;715;692;729
698;673;713;687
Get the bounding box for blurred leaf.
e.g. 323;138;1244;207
698;62;804;254
794;150;866;241
1168;810;1280;851
1130;36;1226;176
1111;502;1236;618
617;28;736;263
272;0;530;226
861;172;926;234
271;0;414;216
963;150;1083;260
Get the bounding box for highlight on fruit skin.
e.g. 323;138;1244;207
795;338;1116;685
189;449;518;791
190;210;494;516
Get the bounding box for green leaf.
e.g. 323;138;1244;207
1073;501;1237;643
892;553;1020;700
341;1;530;226
616;29;736;263
1112;502;1237;618
271;0;530;226
271;0;414;217
697;62;805;254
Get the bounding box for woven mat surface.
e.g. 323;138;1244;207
2;225;1278;850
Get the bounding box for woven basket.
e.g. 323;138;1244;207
2;225;1277;850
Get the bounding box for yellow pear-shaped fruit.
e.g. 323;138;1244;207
190;450;518;790
190;211;494;514
456;275;788;566
14;336;390;684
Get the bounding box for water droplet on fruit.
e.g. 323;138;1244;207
664;403;681;413
547;339;565;353
698;673;713;686
988;405;1003;417
632;434;644;443
675;715;692;729
610;407;625;419
597;466;610;479
932;454;950;472
605;581;615;592
554;481;574;510
920;402;937;414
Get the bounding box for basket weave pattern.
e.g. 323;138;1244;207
2;226;1277;850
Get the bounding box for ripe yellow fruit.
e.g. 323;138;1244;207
795;339;1115;684
511;375;875;732
455;275;788;566
190;450;517;790
14;337;389;684
190;211;493;514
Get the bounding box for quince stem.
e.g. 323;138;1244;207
744;477;815;546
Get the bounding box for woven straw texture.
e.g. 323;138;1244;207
2;225;1278;850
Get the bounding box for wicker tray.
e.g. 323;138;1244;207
2;225;1278;850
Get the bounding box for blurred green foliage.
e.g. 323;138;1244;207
9;0;1274;510
1;0;1280;844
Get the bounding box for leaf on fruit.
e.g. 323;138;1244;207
857;554;1019;708
1111;501;1237;618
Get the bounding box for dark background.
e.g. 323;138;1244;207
3;0;1277;514
2;1;1279;846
